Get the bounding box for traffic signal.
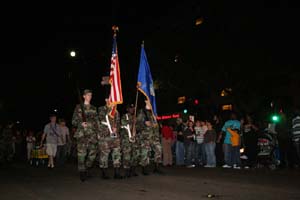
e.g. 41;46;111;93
271;114;280;123
194;99;199;105
183;109;188;114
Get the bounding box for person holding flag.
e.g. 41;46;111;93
98;98;122;179
98;26;123;179
120;103;140;178
136;42;163;175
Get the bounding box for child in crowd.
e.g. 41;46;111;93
26;130;36;162
227;126;241;169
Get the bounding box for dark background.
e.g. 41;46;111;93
0;1;299;129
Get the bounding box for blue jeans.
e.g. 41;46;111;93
205;143;216;166
176;141;185;166
231;146;241;166
223;144;232;166
195;143;206;165
184;142;194;166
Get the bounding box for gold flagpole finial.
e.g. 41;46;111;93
112;25;119;33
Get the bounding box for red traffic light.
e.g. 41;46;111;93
194;99;199;105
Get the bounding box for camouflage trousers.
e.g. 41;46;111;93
99;137;121;168
77;138;98;172
122;140;140;169
0;143;14;163
139;138;162;167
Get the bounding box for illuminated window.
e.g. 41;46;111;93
195;17;204;26
221;90;226;97
220;88;232;97
222;104;232;111
178;96;186;104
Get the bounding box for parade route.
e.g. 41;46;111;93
1;163;300;200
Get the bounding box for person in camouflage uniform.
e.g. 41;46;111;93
136;100;163;175
72;89;99;182
120;104;140;178
0;122;14;165
98;98;122;179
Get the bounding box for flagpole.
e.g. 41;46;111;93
134;89;139;117
131;41;146;142
134;41;144;117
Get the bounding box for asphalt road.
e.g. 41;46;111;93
0;162;300;200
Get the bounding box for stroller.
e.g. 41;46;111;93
30;145;48;167
256;130;279;170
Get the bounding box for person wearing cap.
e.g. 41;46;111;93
72;89;99;182
98;98;122;179
120;103;140;178
136;100;163;175
40;114;61;169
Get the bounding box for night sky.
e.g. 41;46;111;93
0;1;299;129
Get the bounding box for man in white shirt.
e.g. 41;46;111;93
40;114;61;168
292;109;300;168
194;120;208;166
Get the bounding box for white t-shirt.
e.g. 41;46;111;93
58;126;69;146
26;136;36;143
194;126;207;144
26;136;36;148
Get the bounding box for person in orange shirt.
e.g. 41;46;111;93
227;127;241;169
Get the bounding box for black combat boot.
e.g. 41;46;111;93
124;168;131;178
153;163;164;175
114;168;123;179
142;166;149;176
101;168;110;179
79;171;86;182
130;166;138;177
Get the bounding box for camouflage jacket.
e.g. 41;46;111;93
72;104;99;139
0;127;14;143
120;113;135;142
98;106;120;138
136;109;160;140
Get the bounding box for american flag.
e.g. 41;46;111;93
108;29;123;116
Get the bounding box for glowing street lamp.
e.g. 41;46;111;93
70;50;76;57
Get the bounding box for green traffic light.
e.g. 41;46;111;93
271;115;280;122
183;109;188;114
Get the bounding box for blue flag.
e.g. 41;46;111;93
137;45;157;117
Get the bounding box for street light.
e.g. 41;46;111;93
70;50;76;57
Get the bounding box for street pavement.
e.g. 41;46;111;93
0;162;300;200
